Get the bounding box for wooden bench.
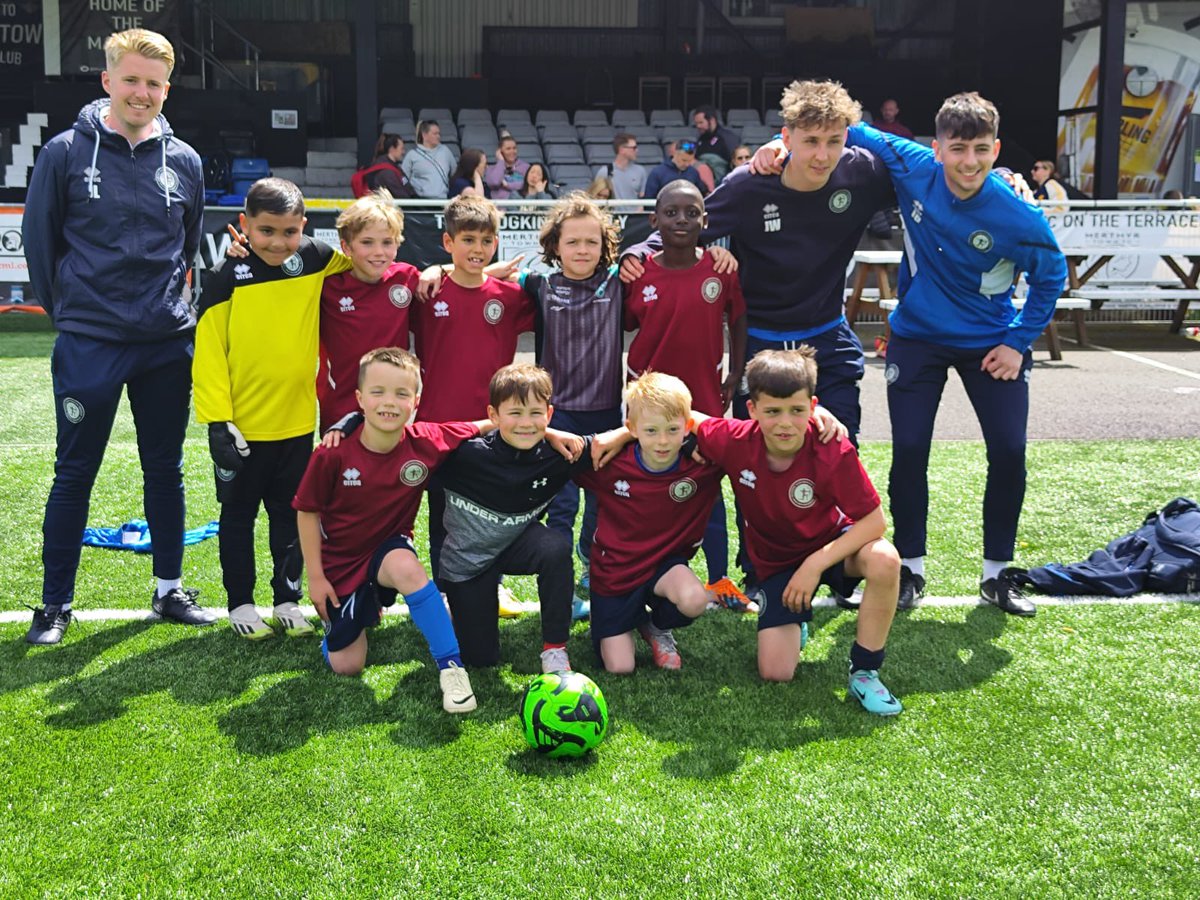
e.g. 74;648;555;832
845;250;902;326
1064;287;1200;333
1061;249;1200;333
878;296;1090;361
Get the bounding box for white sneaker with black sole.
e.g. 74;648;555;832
269;601;314;637
439;662;477;713
228;604;274;640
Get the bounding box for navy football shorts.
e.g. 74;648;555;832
322;534;416;658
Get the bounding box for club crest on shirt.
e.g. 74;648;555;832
483;299;505;324
389;285;413;308
789;478;816;508
154;166;179;193
669;477;697;502
969;230;994;252
885;363;900;385
282;253;304;276
700;277;722;303
828;189;852;213
400;460;429;486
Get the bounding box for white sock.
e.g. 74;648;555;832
982;560;1008;582
157;578;182;597
900;557;925;578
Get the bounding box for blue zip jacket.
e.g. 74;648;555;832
846;124;1066;352
24;99;204;342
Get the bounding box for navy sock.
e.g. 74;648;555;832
404;580;462;668
850;641;885;673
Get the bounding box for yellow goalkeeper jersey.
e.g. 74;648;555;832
193;236;351;441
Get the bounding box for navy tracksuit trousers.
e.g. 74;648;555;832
885;333;1033;563
42;331;193;604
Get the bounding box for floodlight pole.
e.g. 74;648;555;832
355;0;379;167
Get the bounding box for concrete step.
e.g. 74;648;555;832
306;150;355;168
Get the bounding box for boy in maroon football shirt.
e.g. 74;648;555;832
292;348;480;712
574;372;724;673
691;348;903;716
625;180;750;613
409;195;536;580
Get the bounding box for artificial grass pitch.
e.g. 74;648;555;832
2;603;1198;897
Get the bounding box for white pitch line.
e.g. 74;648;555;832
2;594;1197;624
1061;336;1200;381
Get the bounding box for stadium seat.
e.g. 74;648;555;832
418;107;453;125
517;143;544;163
581;125;615;145
536;109;570;126
740;125;776;146
539;123;578;143
611;109;646;127
461;126;500;151
636;143;664;166
649;109;684;127
545;144;585;165
457;108;493;126
584;144;611;166
765;109;784;129
379;106;413;123
625;125;659;144
660;125;696;144
229;157;270;181
497;108;532;127
861;110;874;124
217;193;245;207
573;110;608;127
380;120;416;141
726;109;761;127
550;163;594;190
502;123;538;142
231;179;257;196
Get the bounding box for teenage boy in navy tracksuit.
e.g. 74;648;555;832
22;28;216;644
845;93;1067;615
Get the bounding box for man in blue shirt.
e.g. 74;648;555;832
643;139;706;200
845;93;1067;615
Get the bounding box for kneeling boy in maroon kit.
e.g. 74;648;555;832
292;348;479;713
691;348;903;716
574;373;722;673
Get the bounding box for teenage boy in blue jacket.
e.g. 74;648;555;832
22;28;214;644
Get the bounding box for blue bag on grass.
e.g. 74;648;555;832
82;519;219;554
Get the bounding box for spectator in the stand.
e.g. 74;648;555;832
402;120;455;198
873;99;914;139
519;162;556;201
644;138;705;200
692;104;740;181
484;135;530;199
449;148;489;198
599;132;647;200
722;144;753;185
587;174;615;200
1030;159;1068;202
363;133;415;198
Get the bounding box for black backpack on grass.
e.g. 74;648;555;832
1019;498;1200;597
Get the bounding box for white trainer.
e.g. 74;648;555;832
269;601;314;637
439;662;477;713
228;604;274;641
540;646;571;673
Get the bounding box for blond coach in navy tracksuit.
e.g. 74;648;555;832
22;29;217;644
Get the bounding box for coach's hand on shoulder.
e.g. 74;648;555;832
225;224;250;259
208;422;250;471
618;253;646;284
749;139;787;176
707;245;739;274
309;575;340;622
545;428;584;462
982;344;1023;380
811;405;848;443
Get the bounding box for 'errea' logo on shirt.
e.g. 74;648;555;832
342;467;362;486
613;479;631;498
234;264;252;281
739;469;757;489
763;204;781;232
339;296;355;313
433;300;450;318
641;285;658;303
